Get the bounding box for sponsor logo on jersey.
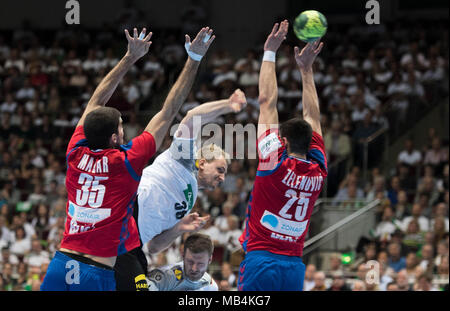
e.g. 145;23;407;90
183;184;194;211
260;210;308;238
148;269;164;283
258;132;281;159
134;274;149;291
173;267;184;281
68;201;111;224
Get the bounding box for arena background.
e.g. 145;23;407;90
0;0;448;292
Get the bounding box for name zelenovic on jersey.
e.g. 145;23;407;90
76;154;109;174
281;169;324;192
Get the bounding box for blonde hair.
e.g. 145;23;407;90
196;143;231;164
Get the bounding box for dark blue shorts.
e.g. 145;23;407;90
40;251;116;291
237;250;305;291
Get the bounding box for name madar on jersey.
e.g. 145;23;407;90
281;168;323;192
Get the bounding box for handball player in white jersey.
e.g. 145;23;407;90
114;89;247;290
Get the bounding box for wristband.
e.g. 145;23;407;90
263;50;276;63
185;42;203;61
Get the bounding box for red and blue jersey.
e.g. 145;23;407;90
60;126;156;257
239;129;327;257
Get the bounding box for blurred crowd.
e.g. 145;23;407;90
0;15;448;290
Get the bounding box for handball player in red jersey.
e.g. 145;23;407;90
238;20;328;291
41;26;214;291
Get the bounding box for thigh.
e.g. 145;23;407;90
70;265;116;291
238;253;305;291
114;249;148;291
40;255;70;291
238;254;279;291
281;260;305;291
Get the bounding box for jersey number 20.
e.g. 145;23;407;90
76;173;108;208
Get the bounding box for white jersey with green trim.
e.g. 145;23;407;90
137;136;198;244
147;261;218;291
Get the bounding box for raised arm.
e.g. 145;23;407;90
257;20;289;137
177;89;247;138
77;27;152;127
144;27;215;150
294;40;324;136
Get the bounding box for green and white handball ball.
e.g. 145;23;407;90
293;10;327;43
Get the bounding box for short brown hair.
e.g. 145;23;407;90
84;107;121;149
183;233;214;256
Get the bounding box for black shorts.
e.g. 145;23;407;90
114;247;149;291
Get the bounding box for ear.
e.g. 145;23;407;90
281;137;289;151
111;133;118;145
197;158;206;170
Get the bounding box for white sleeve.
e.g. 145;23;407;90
168;135;198;172
137;184;169;245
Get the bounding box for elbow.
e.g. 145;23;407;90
147;242;161;255
258;95;276;108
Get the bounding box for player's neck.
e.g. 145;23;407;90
288;152;306;160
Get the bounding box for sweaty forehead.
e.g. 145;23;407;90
185;249;210;260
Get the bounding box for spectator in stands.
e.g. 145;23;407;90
23;239;49;268
395;269;412;291
424;137;448;173
1;247;19;266
405;252;419;280
401;203;430;233
374;206;399;242
327;271;351;291
310;271;327;291
398;164;418;193
220;262;236;288
9;226;31;257
437;255;448;279
402;219;425;253
386;282;399;291
303;264;316;291
430;202;449;231
366;176;388;202
324;119;351;162
398;138;422;167
221;215;242;258
394;190;412;219
431;217;448;248
414;273;439;291
352;280;366;291
387;242;406;273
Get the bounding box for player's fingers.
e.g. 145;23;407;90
139;28;146;40
270;23;279;36
185;34;191;44
199;27;207;41
124;29;132;42
294;46;300;55
315;42;324;54
133;28;138;39
206;34;216;47
143;31;153;42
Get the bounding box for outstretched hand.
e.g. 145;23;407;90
229;89;247;113
264;20;289;52
175;213;210;234
186;27;215;58
124;27;153;61
294;40;323;71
